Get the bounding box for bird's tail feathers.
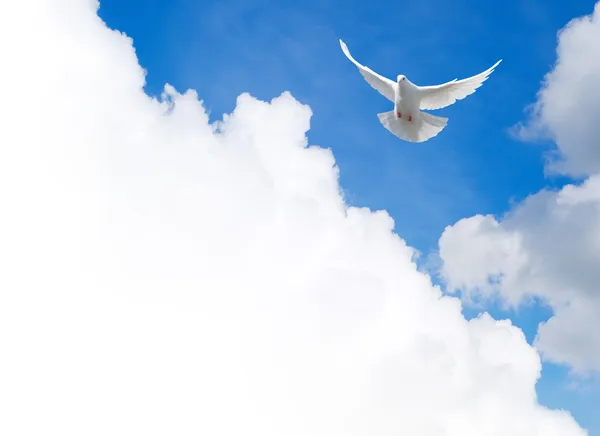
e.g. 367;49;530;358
377;110;448;143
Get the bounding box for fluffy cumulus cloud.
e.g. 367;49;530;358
439;181;600;371
440;3;600;374
0;0;586;435
514;2;600;177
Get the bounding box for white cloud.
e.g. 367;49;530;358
514;2;600;177
0;1;586;435
440;177;600;373
440;2;600;374
438;214;529;307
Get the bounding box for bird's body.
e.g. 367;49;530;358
339;39;501;143
394;77;419;123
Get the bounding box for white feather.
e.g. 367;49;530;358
417;60;502;110
339;40;396;102
377;111;448;143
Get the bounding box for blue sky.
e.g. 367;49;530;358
99;0;597;431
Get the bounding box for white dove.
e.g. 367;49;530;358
340;39;501;143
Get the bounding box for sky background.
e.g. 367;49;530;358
98;0;598;432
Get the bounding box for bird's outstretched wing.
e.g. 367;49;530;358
340;40;396;102
417;60;502;110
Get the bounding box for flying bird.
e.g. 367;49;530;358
339;39;502;143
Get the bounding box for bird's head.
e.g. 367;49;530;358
397;75;406;85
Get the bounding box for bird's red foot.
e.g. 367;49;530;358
408;115;412;122
397;112;402;119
